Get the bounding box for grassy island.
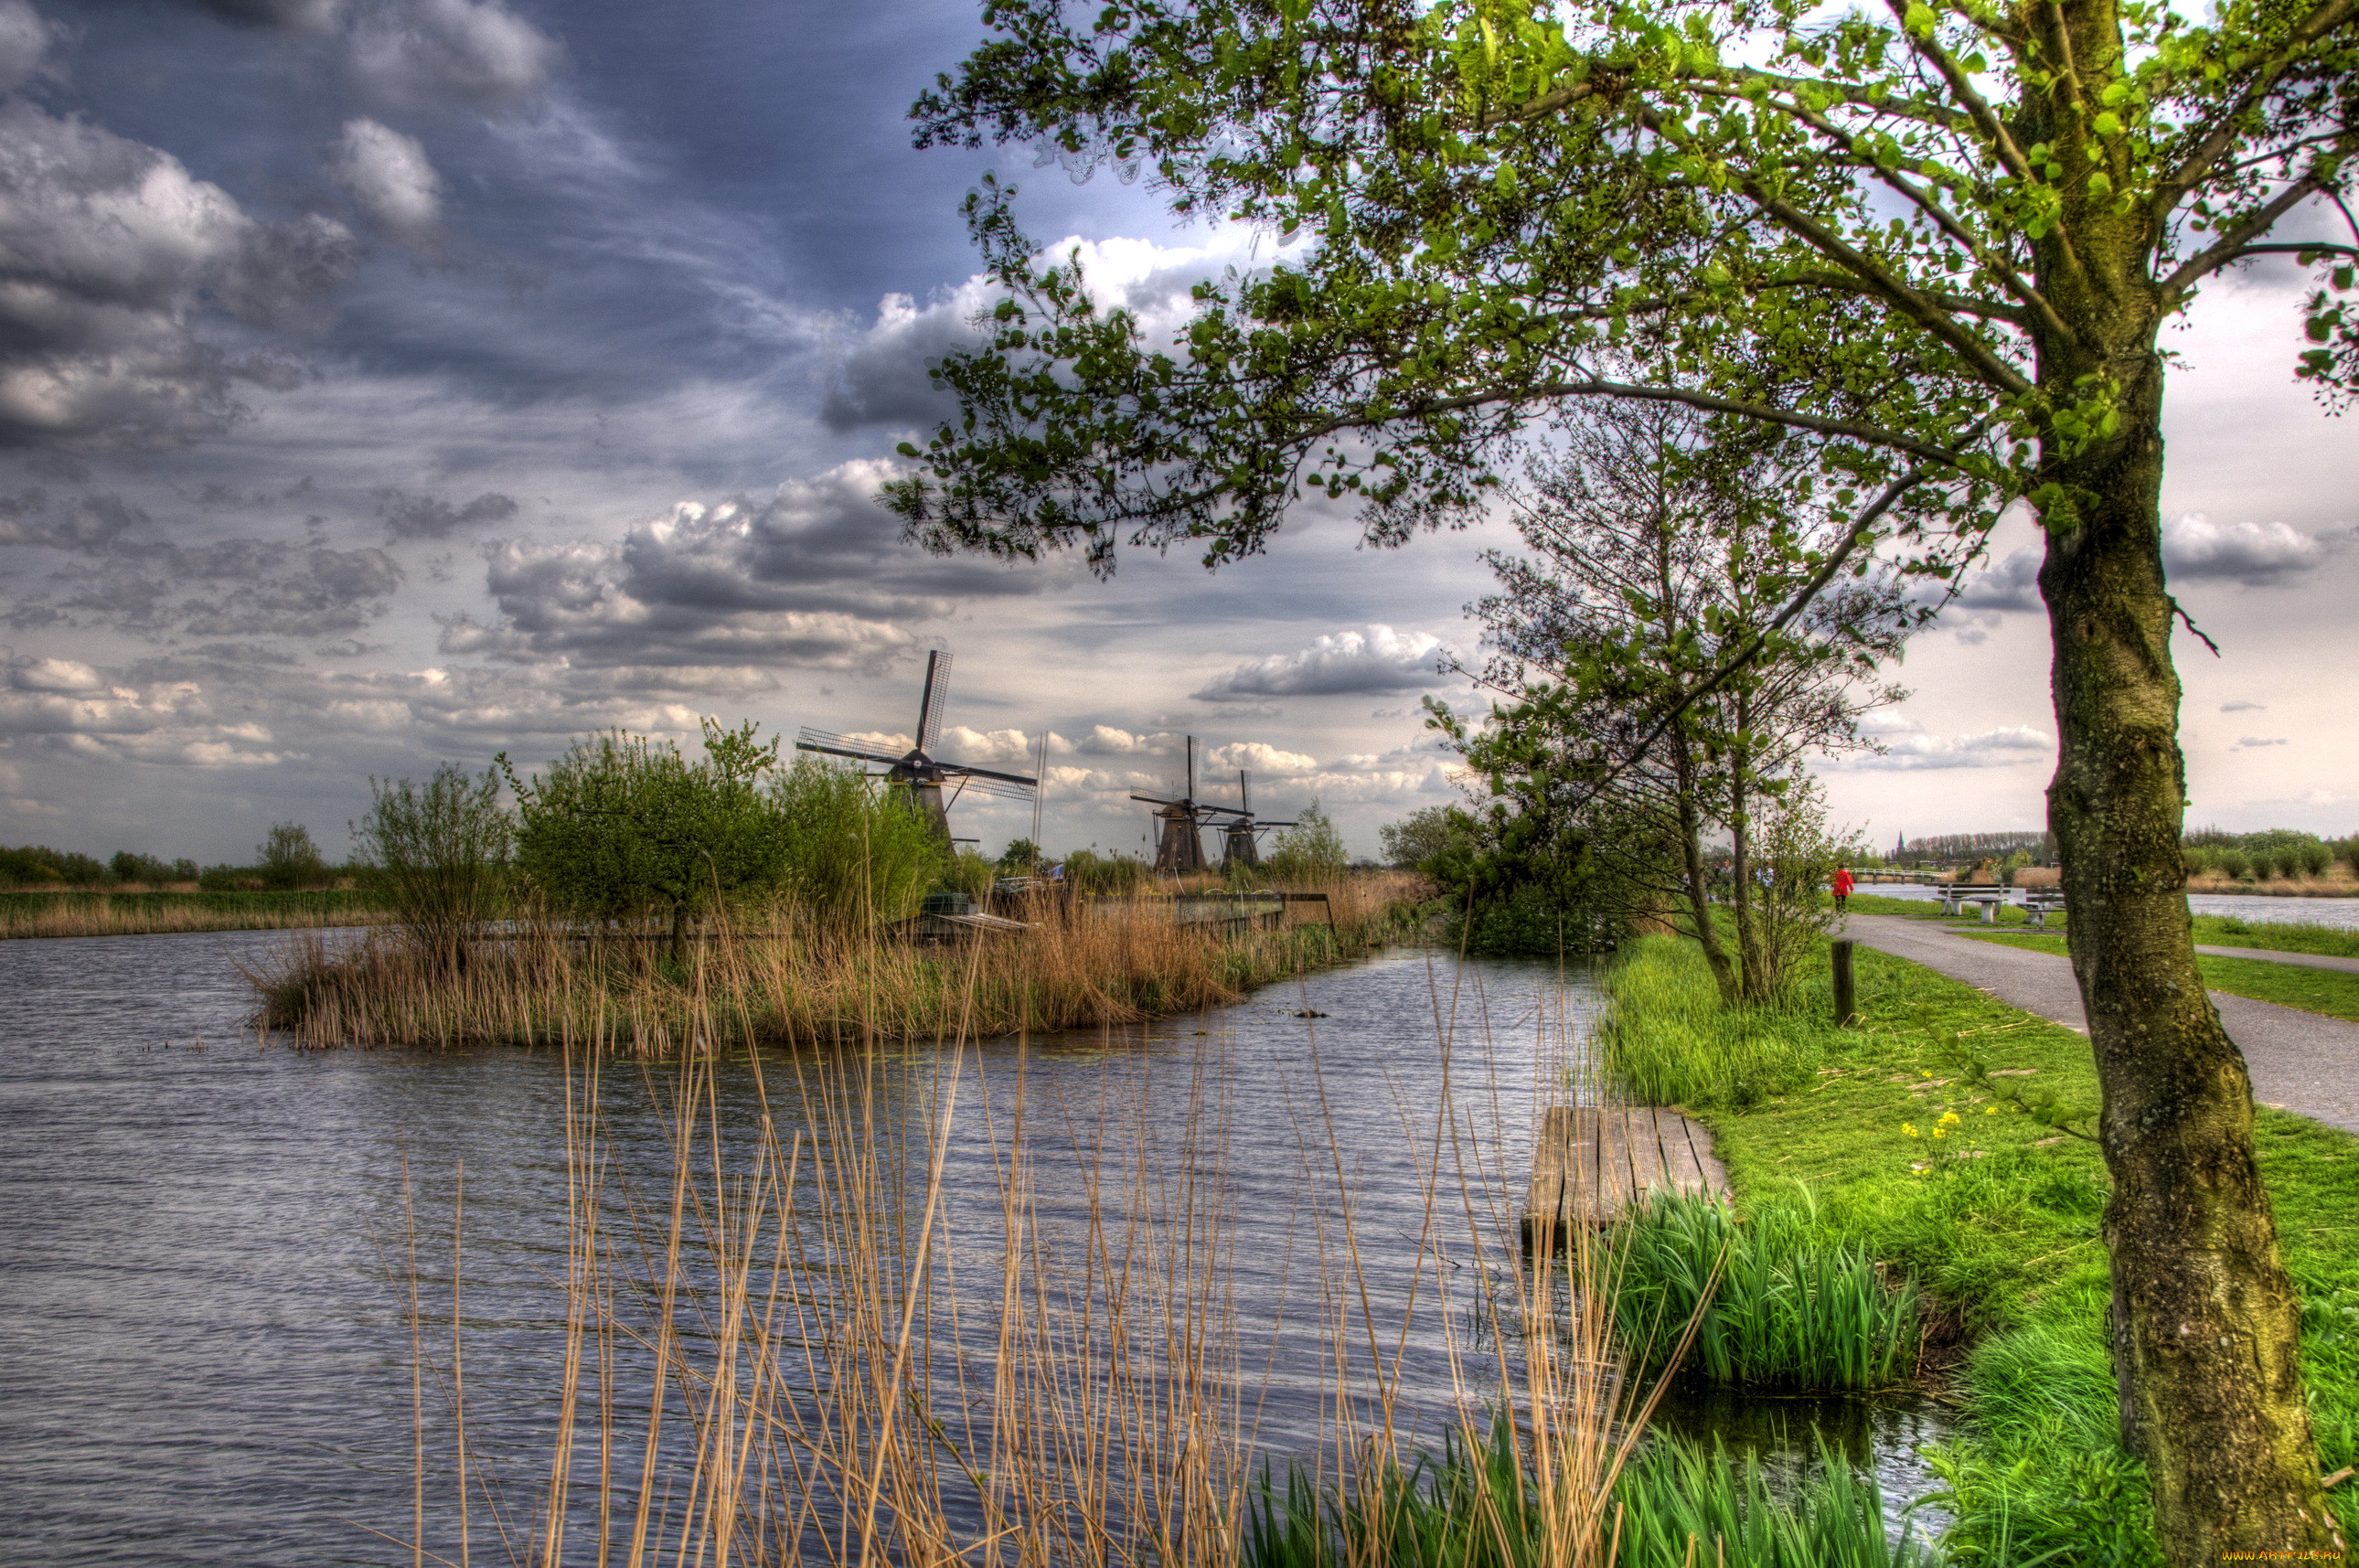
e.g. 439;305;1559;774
252;873;1427;1051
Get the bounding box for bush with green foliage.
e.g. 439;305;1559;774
106;850;197;885
0;844;112;887
256;822;332;891
769;755;946;928
996;837;1041;875
352;764;513;961
504;720;792;954
1054;848;1154;895
1263;798;1348;885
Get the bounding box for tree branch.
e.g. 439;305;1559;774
1886;3;2039;184
1338;376;1976;467
2159;165;2349;303
2153;0;2357;213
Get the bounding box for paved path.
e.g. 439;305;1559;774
2195;944;2359;975
1841;913;2359;1134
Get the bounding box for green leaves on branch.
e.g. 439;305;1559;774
893;0;2359;572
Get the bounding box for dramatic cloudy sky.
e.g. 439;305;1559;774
1;0;2354;864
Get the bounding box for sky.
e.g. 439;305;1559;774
0;0;2353;866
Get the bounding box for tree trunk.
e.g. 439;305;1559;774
2038;365;2336;1561
1671;719;1739;1001
1725;702;1763;1003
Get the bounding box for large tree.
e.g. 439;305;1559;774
891;0;2357;1550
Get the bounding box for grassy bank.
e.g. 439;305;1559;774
1598;935;2359;1564
255;875;1428;1051
1956;926;2359;1024
0;888;394;940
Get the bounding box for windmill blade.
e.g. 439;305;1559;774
957;776;1037;801
1130;792;1180;806
944;761;1037;789
1184;734;1196;800
1240;768;1252;815
915;649;954;754
796;731;903;766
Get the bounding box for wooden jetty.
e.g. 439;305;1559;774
1521;1104;1727;1248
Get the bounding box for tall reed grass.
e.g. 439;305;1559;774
0;888;394;940
381;921;1665;1567
1610;1189;1922;1392
256;875;1426;1051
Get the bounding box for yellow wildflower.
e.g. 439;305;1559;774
1939;1112;1961;1127
1932;1127;1947;1139
1902;1122;1918;1138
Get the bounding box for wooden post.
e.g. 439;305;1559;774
1831;938;1857;1027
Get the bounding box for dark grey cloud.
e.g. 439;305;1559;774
380;486;516;539
0;491;146;551
443;460;1064;670
2221;699;2268;712
821;292;977;432
2162;511;2334;584
0;97;359;449
1954;546;2042;613
182;0;343;30
1194;625;1449;701
5;492;402;635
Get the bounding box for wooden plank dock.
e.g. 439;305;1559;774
1521;1104;1727;1248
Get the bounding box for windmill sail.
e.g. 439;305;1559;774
915;650;953;754
795;647;1033;845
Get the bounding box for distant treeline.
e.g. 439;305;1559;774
1893;831;2055;863
0;823;343;892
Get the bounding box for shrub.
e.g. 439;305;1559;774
2339;837;2359;877
1056;847;1155;895
1264;798;1349;886
2215;848;2252;880
504;720;793;955
257;823;332;891
2182;846;2213;877
352;764;514;962
2299;841;2332;879
770;755;945;927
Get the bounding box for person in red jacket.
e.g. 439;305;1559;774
1831;864;1855;913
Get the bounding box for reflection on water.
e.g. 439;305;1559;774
0;931;1942;1563
1649;1381;1957;1541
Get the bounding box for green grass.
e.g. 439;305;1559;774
2191;913;2359;959
1613;1188;1922;1392
1956;927;2359;1024
1240;1416;1946;1568
1600;935;2359;1564
1599;939;1823;1107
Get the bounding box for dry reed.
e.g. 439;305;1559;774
377;918;1675;1567
0;891;395;940
254;874;1428;1052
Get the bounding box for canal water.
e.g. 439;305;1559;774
0;929;1946;1563
1864;881;2359;929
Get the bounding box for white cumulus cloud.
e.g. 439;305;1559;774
1194;625;1448;702
329;118;443;247
2162;512;2330;584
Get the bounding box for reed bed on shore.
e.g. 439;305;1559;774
381;930;1671;1568
255;874;1426;1051
0;888;394;940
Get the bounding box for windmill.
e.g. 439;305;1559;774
795;651;1036;843
1129;735;1214;875
1199;769;1296;872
